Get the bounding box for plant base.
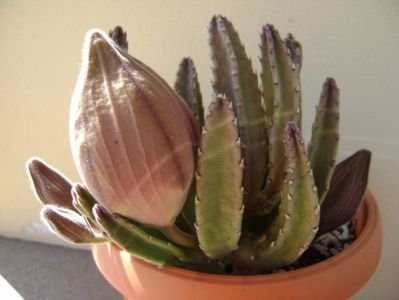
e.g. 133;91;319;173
92;191;382;300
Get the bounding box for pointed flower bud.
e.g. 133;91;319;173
318;150;371;235
108;26;128;51
41;205;104;244
26;157;76;211
70;29;199;227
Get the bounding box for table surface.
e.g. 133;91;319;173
0;236;122;300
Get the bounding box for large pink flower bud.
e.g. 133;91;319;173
70;29;198;227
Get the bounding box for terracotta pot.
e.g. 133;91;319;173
92;191;382;300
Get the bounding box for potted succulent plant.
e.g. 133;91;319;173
26;15;382;300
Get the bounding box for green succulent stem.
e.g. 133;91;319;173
176;179;197;234
284;33;302;75
195;96;243;259
174;57;205;128
93;204;203;266
258;25;302;215
234;123;319;273
308;78;340;203
72;184;97;219
71;183;101;233
161;224;197;249
209;15;267;213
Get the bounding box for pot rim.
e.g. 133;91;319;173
122;190;379;284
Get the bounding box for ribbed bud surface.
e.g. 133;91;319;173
26;157;75;211
70;29;198;227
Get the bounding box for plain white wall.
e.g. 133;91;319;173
1;0;398;298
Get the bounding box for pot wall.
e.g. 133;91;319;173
92;191;382;300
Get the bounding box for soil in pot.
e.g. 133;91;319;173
275;222;356;273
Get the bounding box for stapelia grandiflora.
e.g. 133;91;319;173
70;29;199;227
26;19;372;274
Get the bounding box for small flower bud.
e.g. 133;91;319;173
41;205;103;244
26;157;75;211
